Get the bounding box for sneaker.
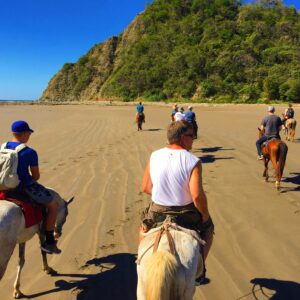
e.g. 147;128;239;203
41;241;61;254
195;274;209;286
257;155;264;160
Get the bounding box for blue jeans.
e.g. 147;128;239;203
256;135;268;156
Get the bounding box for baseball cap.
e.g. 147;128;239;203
188;105;193;110
11;120;34;133
268;105;275;112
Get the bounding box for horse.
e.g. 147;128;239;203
284;118;297;142
0;189;73;298
136;219;204;300
258;128;288;189
136;113;145;131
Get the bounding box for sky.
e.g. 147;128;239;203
0;0;299;100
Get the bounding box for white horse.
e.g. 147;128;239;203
137;220;204;300
0;189;73;298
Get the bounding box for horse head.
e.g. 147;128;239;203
54;196;74;239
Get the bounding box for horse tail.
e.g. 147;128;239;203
146;251;178;300
277;142;288;178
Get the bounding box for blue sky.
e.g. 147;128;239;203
0;0;299;100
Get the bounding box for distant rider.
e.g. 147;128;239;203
282;103;295;126
171;104;179;122
185;105;198;139
256;106;283;160
136;102;145;123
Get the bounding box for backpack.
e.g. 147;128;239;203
0;143;26;190
286;108;294;119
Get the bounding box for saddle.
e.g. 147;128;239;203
0;190;43;228
262;136;279;148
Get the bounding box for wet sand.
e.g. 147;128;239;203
0;103;299;300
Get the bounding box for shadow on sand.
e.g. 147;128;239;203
145;128;162;131
280;173;300;193
195;146;235;153
193;146;234;164
248;278;300;300
22;253;137;300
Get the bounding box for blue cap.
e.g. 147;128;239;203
11;120;34;133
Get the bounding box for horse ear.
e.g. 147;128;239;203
67;197;75;206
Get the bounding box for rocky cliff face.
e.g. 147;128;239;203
40;15;143;102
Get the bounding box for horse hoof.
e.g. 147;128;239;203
13;291;24;299
44;267;57;275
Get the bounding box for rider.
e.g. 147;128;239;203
136;102;145;123
4;120;61;254
256;106;283;160
282;103;295;125
140;120;214;283
185;105;198;139
171;104;179;122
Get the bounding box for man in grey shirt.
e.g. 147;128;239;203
256;106;283;160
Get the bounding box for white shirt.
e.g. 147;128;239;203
174;112;186;121
150;147;199;206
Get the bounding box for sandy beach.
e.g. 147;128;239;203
0;103;299;300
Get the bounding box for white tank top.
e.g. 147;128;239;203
150;147;199;206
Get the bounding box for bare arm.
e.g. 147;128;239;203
141;160;152;195
30;166;40;181
189;161;210;222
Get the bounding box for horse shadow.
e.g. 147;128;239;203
195;146;235;153
291;138;300;143
22;253;137;300
193;146;234;164
250;278;300;300
199;155;234;164
145;128;162;131
280;173;300;193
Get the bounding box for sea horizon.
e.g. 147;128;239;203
0;99;37;102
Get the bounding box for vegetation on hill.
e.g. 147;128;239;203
41;0;300;103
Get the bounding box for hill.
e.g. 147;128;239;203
40;0;300;103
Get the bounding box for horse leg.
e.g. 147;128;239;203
38;233;56;274
13;243;25;299
263;159;269;181
270;154;280;189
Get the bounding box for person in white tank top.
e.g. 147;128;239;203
140;120;214;273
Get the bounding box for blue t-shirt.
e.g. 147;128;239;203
137;104;144;113
184;111;196;124
6;141;38;187
261;115;283;137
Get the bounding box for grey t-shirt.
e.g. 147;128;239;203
261;114;283;137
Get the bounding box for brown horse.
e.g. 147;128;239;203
258;129;288;189
136;113;145;131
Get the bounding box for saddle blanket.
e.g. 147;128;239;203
0;191;43;228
